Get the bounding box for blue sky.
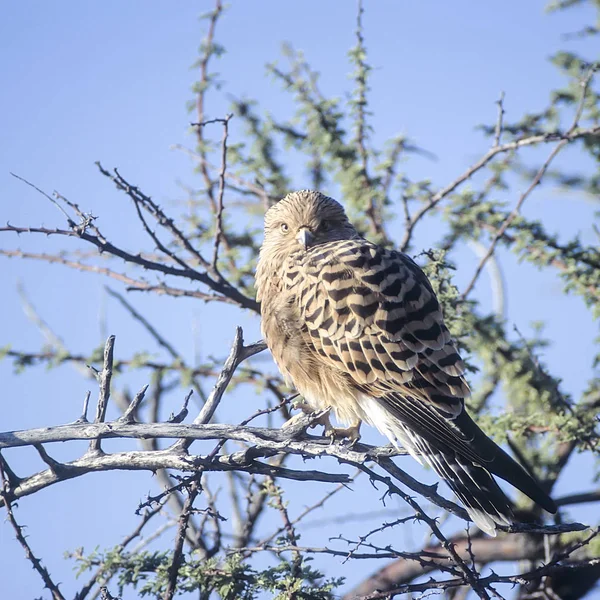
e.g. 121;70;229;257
1;1;599;598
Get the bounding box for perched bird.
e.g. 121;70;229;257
255;189;557;536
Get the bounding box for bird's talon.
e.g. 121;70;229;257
323;421;362;446
291;400;313;414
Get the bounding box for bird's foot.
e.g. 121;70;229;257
281;401;331;435
290;400;314;415
281;399;316;430
324;419;362;447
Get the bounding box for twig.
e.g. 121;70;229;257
168;390;193;424
398;123;600;251
78;391;92;423
172;144;271;206
351;462;490;599
89;335;115;453
376;456;469;522
461;65;597;299
164;480;201;600
461;141;568;299
96;162;209;269
119;384;149;424
3;346;268;387
256;475;356;549
212;114;233;271
236;543;452;562
493;92;505;147
1;249;175;296
341;516;416;564
267;477;302;581
174;327;266;452
0;218;259;311
0;460;66;600
194;0;224;213
466;240;506;318
106;287;208;404
106;288;180;360
75;504;164;600
10;172;74;225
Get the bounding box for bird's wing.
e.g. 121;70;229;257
293;238;557;520
295;238;469;417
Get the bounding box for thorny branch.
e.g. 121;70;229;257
194;0;224;213
2;170;259;312
74;504;166;600
2;332;591;599
461;65;599;299
89;335;115;453
398;123;600;251
212;114;233;271
164;480;201;600
0;461;66;600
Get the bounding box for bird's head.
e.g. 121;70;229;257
261;190;358;260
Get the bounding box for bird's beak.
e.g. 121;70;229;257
296;227;314;250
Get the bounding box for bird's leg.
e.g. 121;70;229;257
324;418;362;446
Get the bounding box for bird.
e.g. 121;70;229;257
255;189;557;536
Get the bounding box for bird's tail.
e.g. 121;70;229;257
360;393;556;536
452;409;557;516
396;423;513;535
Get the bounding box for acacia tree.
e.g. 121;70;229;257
1;1;599;599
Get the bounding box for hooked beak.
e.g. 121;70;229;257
296;227;314;250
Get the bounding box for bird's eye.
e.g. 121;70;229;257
320;220;332;231
280;222;289;233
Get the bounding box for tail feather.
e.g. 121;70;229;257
454;411;557;514
360;392;556;535
396;421;513;536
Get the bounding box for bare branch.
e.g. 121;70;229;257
10;172;75;225
164;480;201;600
173;327;266;450
196;330;264;425
461;140;567;299
493;91;505;147
78;391;92;423
0;221;259;312
106;287;180;360
0;445;349;507
75;504;164;600
555;489;600;507
119;384;149;424
0;460;66;600
96;162;210;269
399;123;600;251
89;336;115;453
212;114;233;271
194;0;225;213
461;65;598;299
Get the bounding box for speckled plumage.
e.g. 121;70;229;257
256;190;556;535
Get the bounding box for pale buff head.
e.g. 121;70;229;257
260;190;358;262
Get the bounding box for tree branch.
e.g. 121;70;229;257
0;460;66;600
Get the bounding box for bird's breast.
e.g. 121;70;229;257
260;281;365;425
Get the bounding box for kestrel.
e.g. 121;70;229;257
255;190;556;535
